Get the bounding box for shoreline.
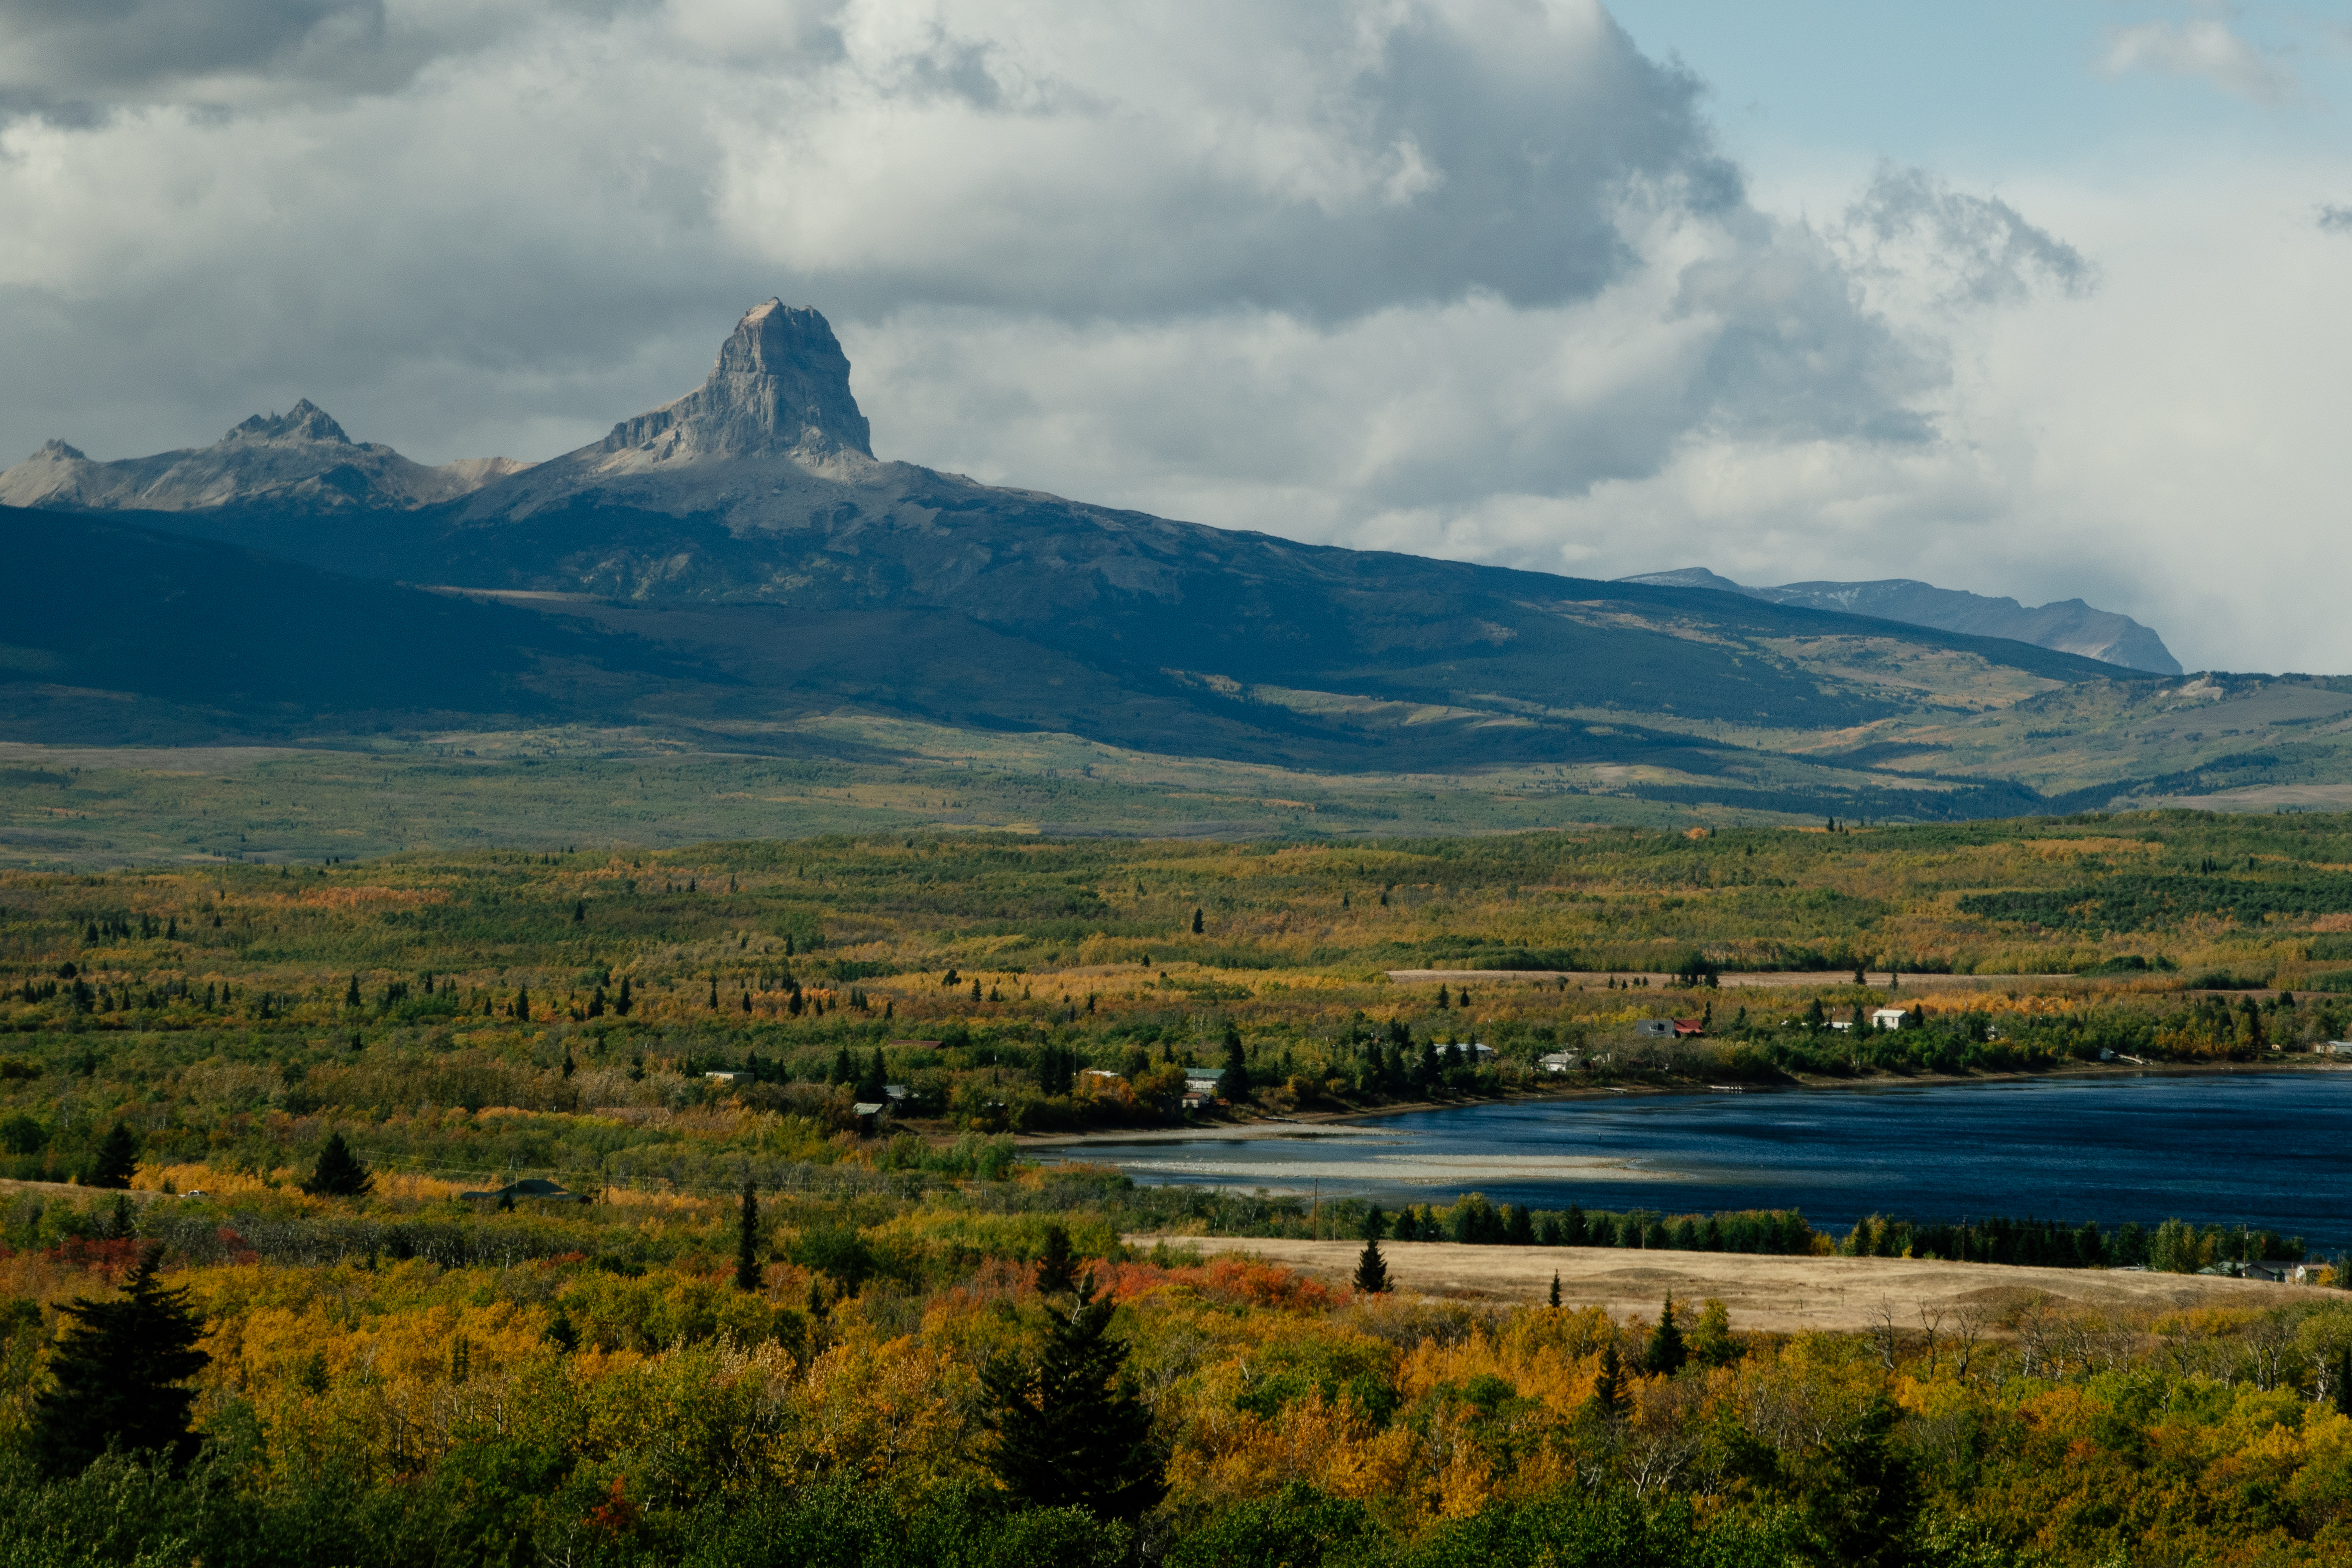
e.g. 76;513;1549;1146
1019;1054;2350;1151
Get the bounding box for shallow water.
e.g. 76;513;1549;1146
1052;1069;2352;1247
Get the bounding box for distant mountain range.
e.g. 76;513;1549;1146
3;299;2343;824
1618;567;2181;676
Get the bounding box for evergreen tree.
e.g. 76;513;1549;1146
832;1045;855;1085
1549;1271;1562;1308
344;974;361;1008
735;1180;762;1293
980;1275;1165;1525
1352;1233;1390;1295
1589;1340;1629;1421
857;1048;888;1102
1359;1202;1387;1241
300;1132;373;1198
515;986;530;1019
1034;1223;1082;1296
88;1122;139;1189
31;1247;210;1477
1191;907;1204;934
1646;1293;1687;1375
616;976;632;1015
102;1194;136;1242
1801;1393;1917;1568
1216;1022;1250;1102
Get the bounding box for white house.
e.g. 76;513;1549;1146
1870;1007;1910;1030
1538;1052;1580;1073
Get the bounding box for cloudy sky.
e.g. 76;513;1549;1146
2;1;2348;672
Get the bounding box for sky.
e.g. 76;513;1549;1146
2;1;2349;673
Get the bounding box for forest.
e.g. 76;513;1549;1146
3;809;2352;1563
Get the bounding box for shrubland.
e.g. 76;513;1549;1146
0;812;2349;1563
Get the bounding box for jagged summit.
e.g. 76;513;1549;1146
226;399;352;446
598;300;872;463
0;398;526;513
1620;566;2182;676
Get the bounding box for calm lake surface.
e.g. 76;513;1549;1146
1050;1069;2352;1248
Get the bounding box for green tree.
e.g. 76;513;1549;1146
300;1131;374;1198
1800;1392;1918;1568
1588;1339;1629;1421
87;1122;138;1189
1690;1297;1739;1366
980;1275;1165;1525
343;974;360;1008
1216;1022;1250;1102
856;1048;888;1102
1352;1233;1390;1296
735;1179;762;1293
1191;908;1204;934
1645;1293;1686;1376
1035;1223;1081;1297
31;1247;210;1476
1550;1271;1562;1309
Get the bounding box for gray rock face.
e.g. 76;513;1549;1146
598;299;872;463
1619;567;2183;676
0;397;528;512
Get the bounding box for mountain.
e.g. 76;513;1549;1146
22;296;2340;826
1619;567;2182;676
0;399;529;513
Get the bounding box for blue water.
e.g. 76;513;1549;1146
1058;1070;2352;1248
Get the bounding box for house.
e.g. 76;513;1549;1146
1537;1052;1580;1073
1633;1019;1674;1037
1184;1067;1225;1091
1829;1020;1853;1032
852;1101;889;1136
883;1083;909;1102
704;1070;741;1083
1870;1007;1910;1030
1080;1068;1123;1083
2324;1040;2352;1057
1181;1090;1211;1111
1673;1019;1703;1037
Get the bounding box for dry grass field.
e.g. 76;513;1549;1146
1134;1233;2301;1334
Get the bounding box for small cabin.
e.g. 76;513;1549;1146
1538;1052;1580;1074
1870;1007;1910;1030
852;1101;889;1136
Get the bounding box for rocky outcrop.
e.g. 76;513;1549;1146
1620;568;2183;676
596;300;872;464
0;398;529;512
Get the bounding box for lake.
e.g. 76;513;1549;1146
1047;1068;2352;1249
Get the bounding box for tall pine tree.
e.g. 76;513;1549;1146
735;1179;763;1292
1034;1223;1081;1296
980;1274;1165;1525
300;1131;373;1198
32;1247;210;1477
88;1122;139;1189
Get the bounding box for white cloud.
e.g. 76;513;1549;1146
2100;14;2296;106
2;0;2344;674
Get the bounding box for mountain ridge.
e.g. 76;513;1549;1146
0;397;529;514
1619;566;2182;676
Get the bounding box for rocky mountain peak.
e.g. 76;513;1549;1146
225;398;351;446
37;439;87;460
597;300;873;462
